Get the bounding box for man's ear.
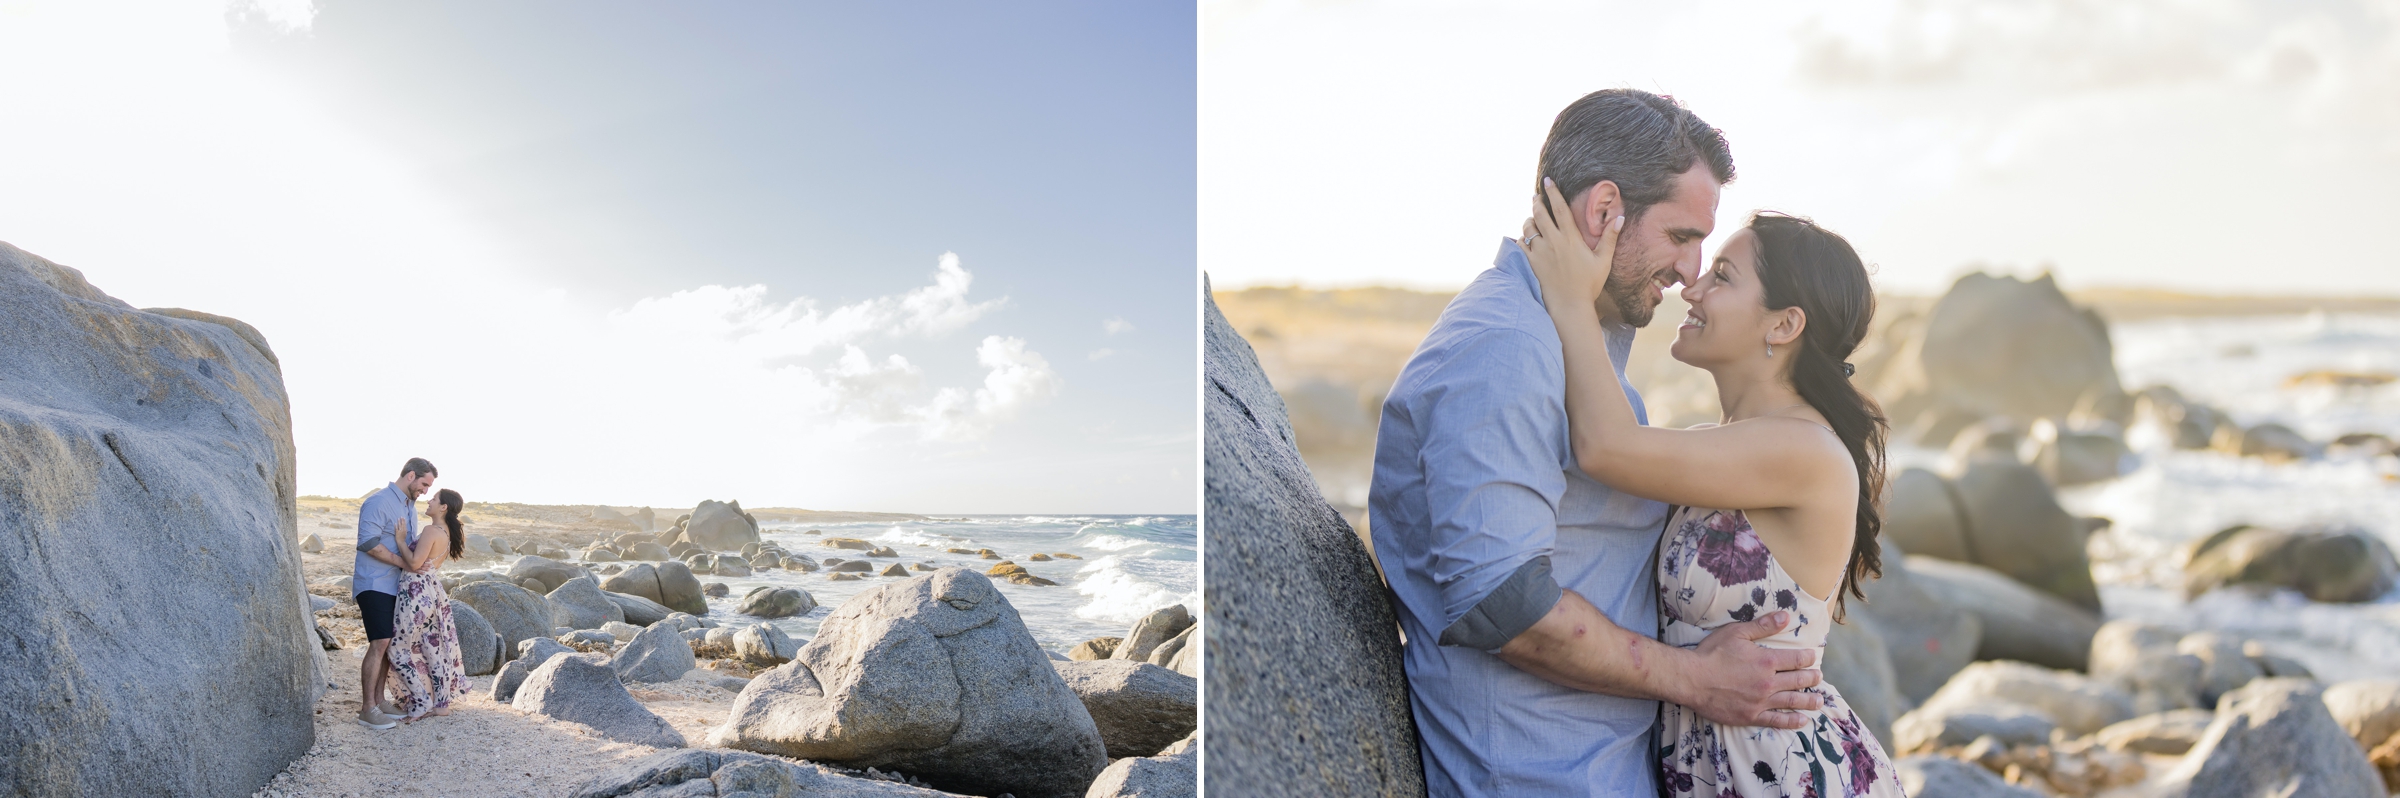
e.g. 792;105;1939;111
1579;180;1622;240
1768;306;1807;347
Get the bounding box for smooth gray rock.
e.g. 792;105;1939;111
509;555;587;594
604;563;665;603
299;533;323;553
829;560;876;573
1893;700;2056;752
631;541;673;561
1945;451;2103;612
737;586;819;619
1053;660;1199;759
2183;523;2400;604
1822;613;1909;748
1144;623;1195;670
549;574;629;631
1202;283;1424;797
714;555;754;577
489;643;598;705
1084;730;1197;798
512;655;686;748
2156;678;2383;798
2177;631;2264;707
655;561;707;615
521;636;576;665
309;594;336;613
601;621;644;642
451;599;503;676
604;561;706;616
613;621;697;684
2095;709;2216;755
709;569;1105;798
1893;755;2044;798
1919;660;2133;737
1882;272;2122;443
453;580;554;660
2324;679;2400;750
1907;555;2099;670
560;629;616;650
606;591;672;627
685;499;763;551
566;749;958;798
733;624;801;667
1112;605;1193;663
0;244;318;797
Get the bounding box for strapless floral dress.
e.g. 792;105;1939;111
1655;507;1906;797
387;567;469;719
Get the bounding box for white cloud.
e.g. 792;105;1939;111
232;0;318;33
921;336;1063;442
607;252;1004;362
1102;316;1135;335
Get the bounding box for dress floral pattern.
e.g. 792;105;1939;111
387;566;469;719
1657;507;1906;797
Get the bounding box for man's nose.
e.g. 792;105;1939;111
1674;254;1704;288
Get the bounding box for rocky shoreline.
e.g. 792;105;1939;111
288;496;1198;798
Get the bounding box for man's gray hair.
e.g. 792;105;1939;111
1536;89;1735;221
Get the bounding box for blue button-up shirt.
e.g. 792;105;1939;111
353;482;419;597
1369;239;1670;797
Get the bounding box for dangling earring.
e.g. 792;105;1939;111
1766;342;1774;358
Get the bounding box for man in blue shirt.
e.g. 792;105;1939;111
1369;89;1824;795
352;457;435;730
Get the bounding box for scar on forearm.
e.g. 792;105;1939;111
1627;637;1647;672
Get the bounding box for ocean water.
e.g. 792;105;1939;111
692;515;1197;655
2051;311;2400;681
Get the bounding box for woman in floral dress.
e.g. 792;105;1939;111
388;488;471;721
1520;181;1905;796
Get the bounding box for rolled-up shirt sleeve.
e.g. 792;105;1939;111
1406;329;1570;652
356;493;392;554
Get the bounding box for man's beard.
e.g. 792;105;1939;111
1603;266;1659;328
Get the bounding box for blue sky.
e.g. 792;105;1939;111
0;1;1196;512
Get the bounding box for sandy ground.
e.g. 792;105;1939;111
271;497;769;798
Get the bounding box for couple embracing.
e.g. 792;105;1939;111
1372;89;1905;797
350;457;473;730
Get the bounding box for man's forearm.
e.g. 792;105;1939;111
364;545;407;570
1493;589;1695;705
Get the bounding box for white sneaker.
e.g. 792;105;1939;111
355;709;398;730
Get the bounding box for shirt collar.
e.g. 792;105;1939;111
1495;237;1638;377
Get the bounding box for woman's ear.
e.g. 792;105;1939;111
1768;306;1807;348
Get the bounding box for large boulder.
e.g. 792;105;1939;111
547;574;628;631
685;499;762;551
1069;637;1123;661
1951;456;2101;613
733;623;802;667
1851;539;1982;704
1085;731;1197;798
1053;660;1200;759
1880;467;1972;563
1822;614;1909;748
611;621;697;684
512;655;686;748
1913;660;2133;739
1906;555;2099;670
508;554;587;594
450;599;504;676
1202;284;1424;796
453;580;555;660
604;590;671;627
2324;680;2400;750
1893;755;2045;798
2095;709;2216;755
566;749;957;798
1878;272;2123;443
2182;524;2400;603
2153;678;2383;797
602;560;706;615
2089;620;2206;714
0;244;317;796
708;569;1105;798
737;586;818;619
1112;604;1194;663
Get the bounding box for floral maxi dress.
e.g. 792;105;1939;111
388;567;470;719
1656;507;1906;798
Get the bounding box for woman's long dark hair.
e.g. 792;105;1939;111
433;488;466;559
1747;212;1887;621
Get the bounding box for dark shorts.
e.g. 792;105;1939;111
357;590;398;641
